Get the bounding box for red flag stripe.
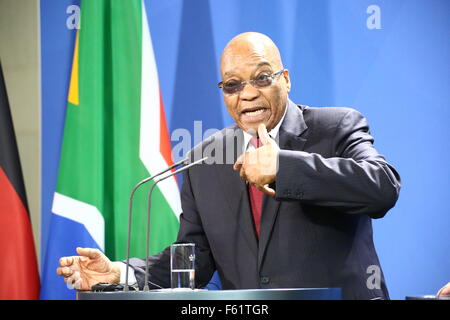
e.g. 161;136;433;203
159;88;175;167
0;166;39;300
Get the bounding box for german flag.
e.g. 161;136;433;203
0;62;39;300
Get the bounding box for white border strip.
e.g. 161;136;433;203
139;2;181;219
52;192;105;250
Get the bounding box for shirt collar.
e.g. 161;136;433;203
242;101;289;150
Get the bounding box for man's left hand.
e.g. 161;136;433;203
437;282;450;296
233;123;279;196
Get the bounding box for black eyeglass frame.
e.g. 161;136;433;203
218;69;285;95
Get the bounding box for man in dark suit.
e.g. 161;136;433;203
57;32;400;299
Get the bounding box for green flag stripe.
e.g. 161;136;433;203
56;0;179;260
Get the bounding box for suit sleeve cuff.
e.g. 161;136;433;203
118;261;137;285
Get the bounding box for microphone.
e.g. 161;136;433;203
123;156;188;292
143;156;208;291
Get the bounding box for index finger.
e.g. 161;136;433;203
258;123;271;146
76;247;101;260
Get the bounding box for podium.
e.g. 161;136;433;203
405;295;450;300
77;288;341;300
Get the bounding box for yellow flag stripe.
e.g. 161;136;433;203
68;31;79;106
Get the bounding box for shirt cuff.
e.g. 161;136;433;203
118;261;137;285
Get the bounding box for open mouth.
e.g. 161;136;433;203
241;106;266;116
243;109;265;116
240;106;268;123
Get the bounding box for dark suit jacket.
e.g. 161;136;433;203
128;100;401;300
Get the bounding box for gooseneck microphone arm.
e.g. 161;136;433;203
143;156;208;291
123;157;188;292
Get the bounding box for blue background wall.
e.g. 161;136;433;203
41;0;450;299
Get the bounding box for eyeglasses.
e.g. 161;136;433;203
218;69;285;95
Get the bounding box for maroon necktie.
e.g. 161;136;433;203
248;137;263;237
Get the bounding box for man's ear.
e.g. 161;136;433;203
283;69;291;93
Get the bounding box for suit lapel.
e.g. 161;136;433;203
258;100;309;271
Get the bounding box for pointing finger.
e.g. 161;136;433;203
258;123;271;146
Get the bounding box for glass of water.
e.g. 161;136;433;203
170;243;195;290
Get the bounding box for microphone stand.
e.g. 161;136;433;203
143;157;208;291
123;157;187;292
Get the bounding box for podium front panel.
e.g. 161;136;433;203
77;288;341;300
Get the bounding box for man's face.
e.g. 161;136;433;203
220;42;290;134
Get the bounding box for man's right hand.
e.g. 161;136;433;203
56;247;121;291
